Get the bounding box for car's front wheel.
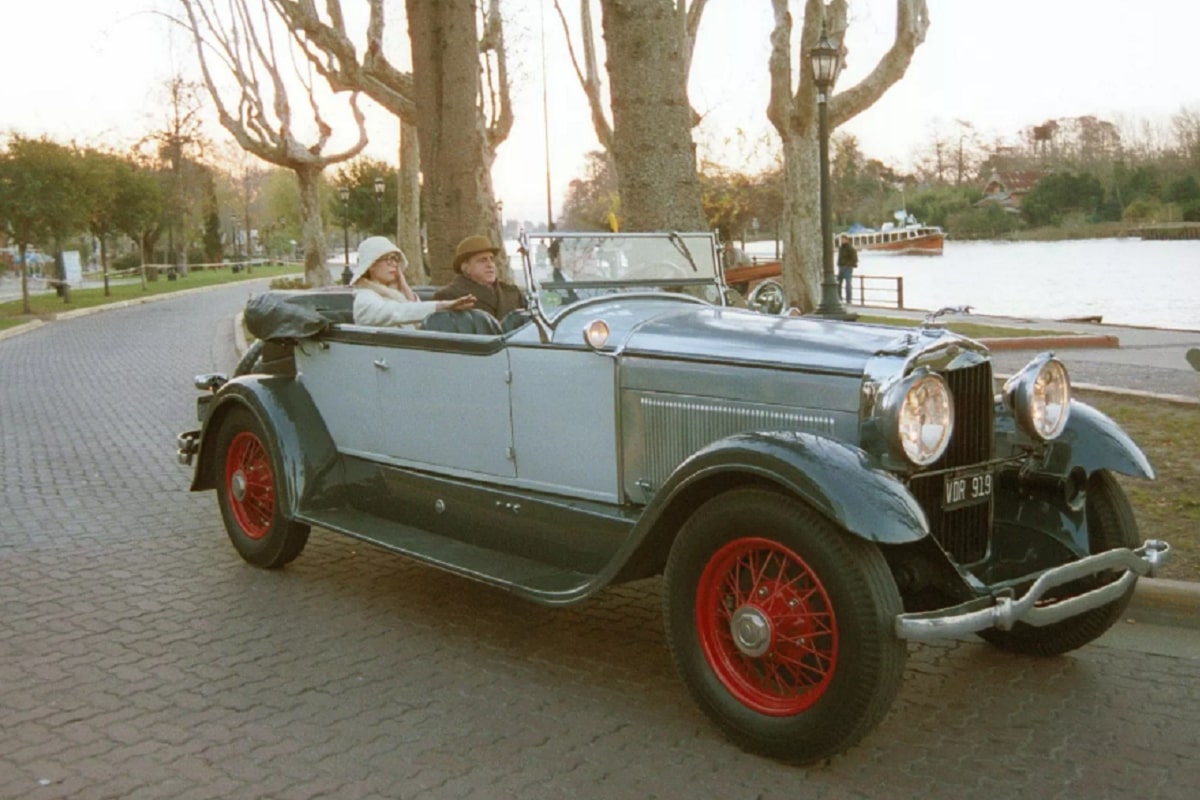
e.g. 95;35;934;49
663;487;907;764
978;469;1139;656
214;406;310;568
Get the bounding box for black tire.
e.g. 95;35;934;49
978;470;1139;656
232;339;264;378
214;406;310;568
663;487;907;764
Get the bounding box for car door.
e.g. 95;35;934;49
507;344;620;503
299;328;516;480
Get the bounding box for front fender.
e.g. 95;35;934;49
1043;400;1154;480
641;431;930;545
191;376;342;516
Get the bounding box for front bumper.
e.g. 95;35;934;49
177;429;200;466
895;539;1171;641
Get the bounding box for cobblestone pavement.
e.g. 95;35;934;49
3;284;1199;799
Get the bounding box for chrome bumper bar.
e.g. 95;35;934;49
895;539;1171;641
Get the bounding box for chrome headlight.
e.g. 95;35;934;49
1004;354;1071;440
878;369;954;466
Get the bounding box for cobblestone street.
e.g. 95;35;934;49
2;283;1198;799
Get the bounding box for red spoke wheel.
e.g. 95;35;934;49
225;431;276;540
664;487;906;764
696;538;838;715
214;407;310;568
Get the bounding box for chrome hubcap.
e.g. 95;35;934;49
730;606;772;657
231;470;247;503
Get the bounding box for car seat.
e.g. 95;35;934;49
419;309;504;336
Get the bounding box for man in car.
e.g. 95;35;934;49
435;234;527;320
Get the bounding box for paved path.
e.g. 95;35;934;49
2;285;1199;798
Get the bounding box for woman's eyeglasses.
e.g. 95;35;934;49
379;253;405;265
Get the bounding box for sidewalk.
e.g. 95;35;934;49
862;305;1200;404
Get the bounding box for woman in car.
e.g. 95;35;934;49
351;236;475;326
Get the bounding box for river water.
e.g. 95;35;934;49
746;238;1200;332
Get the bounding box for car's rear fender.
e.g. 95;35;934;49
190;376;342;515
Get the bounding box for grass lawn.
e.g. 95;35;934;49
0;263;304;331
858;315;1067;340
1077;390;1200;583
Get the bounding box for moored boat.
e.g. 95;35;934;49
842;213;945;255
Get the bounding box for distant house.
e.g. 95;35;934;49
977;170;1045;212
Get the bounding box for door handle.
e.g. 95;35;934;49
373;358;389;370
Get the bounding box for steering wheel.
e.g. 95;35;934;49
747;280;788;315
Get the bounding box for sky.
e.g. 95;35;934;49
2;0;1198;224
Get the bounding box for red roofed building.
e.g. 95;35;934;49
978;170;1046;211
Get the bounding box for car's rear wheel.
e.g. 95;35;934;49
978;469;1139;656
215;406;310;568
663;487;907;764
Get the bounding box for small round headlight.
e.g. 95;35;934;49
877;370;954;467
583;319;610;349
1004;354;1071;440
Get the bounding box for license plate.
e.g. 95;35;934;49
943;468;993;511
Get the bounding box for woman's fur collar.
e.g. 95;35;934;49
356;279;411;302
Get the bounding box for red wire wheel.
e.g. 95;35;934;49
696;536;838;715
223;430;276;540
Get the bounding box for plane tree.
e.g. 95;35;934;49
768;0;930;311
270;0;513;284
178;0;369;287
553;0;709;231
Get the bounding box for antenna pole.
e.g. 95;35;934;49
541;0;553;229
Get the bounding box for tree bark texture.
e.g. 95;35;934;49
397;119;425;283
408;0;507;284
768;0;929;312
599;0;706;231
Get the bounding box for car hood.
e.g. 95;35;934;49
621;305;956;375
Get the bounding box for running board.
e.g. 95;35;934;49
298;506;599;605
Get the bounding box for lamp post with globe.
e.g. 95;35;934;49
810;26;850;318
339;186;352;285
373;176;385;234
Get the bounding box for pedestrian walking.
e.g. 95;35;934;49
836;236;858;304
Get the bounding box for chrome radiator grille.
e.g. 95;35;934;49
639;396;835;489
909;361;996;564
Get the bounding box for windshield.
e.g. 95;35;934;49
520;231;722;318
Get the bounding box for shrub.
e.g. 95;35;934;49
269;276;311;290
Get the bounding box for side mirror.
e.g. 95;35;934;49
748;280;787;315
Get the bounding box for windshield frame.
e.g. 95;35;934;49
517;230;726;326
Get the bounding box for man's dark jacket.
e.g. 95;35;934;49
434;275;527;320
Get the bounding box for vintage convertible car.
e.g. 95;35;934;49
178;231;1169;764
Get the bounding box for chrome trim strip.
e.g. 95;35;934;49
895;540;1171;641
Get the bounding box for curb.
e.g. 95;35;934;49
1129;578;1200;630
979;334;1121;352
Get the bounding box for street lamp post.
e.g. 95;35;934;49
373;176;385;234
339;186;352;285
810;25;850;319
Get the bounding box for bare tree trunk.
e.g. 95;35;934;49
780;137;821;309
295;165;328;285
398;118;425;284
408;0;506;284
768;0;929;312
18;243;31;315
599;0;705;231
